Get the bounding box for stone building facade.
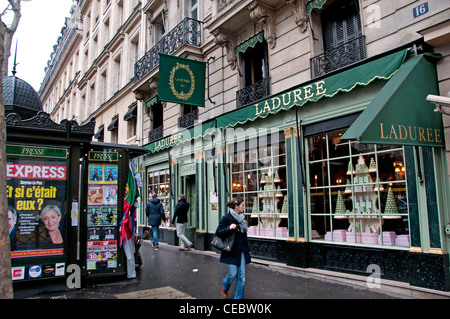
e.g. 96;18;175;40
40;0;450;291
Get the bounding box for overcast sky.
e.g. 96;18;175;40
1;0;74;92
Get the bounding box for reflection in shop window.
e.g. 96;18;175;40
307;129;410;247
147;169;171;227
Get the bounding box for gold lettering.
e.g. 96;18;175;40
315;80;326;95
435;129;442;143
282;92;292;106
409;126;417;140
398;125;408;140
293;89;302;103
419;127;425;141
304;85;314;99
255;104;263;116
389;125;398;140
271;97;281;110
380;123;389;139
426;128;434;142
263;100;271;113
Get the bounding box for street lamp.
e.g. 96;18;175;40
427;94;450;115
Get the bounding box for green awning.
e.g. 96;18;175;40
341;54;444;147
235;31;264;55
145;95;159;109
145;120;216;153
216;49;408;130
306;0;328;15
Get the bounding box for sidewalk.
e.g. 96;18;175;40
12;240;450;300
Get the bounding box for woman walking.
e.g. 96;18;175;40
215;197;251;299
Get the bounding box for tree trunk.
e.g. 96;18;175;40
0;19;14;299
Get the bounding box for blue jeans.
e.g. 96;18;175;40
222;253;246;299
151;225;159;247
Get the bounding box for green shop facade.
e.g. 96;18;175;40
139;47;450;291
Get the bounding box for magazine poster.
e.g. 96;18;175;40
103;165;118;183
7;153;68;259
102;206;117;226
88;164;103;183
102;185;118;205
86;240;118;270
86;163;119;270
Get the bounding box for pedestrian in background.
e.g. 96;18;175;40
171;194;193;251
215;197;251;299
146;193;166;250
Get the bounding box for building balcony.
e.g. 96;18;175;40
148;125;163;143
310;35;366;78
134;17;202;83
178;108;199;128
236;77;271;108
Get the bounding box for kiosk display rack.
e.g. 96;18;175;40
82;148;125;277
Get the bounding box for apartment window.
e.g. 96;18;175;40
124;104;137;139
230;133;288;238
310;0;365;78
322;0;362;52
101;69;107;102
152;13;166;44
114;56;121;92
152;103;163;130
307;128;410;247
89;82;95;114
236;40;270;107
186;0;199;20
108;117;119;144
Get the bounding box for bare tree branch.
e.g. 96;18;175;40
2;0;22;76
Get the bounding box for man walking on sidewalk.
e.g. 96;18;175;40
172;194;193;251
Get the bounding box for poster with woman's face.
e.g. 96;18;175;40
6;151;68;258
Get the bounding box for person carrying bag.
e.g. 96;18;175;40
215;197;251;299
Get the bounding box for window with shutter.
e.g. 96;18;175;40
311;0;365;78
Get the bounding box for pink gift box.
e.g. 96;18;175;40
362;233;378;244
346;232;362;243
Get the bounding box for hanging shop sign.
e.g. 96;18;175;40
6;144;68;259
158;54;206;107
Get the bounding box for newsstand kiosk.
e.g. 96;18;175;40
80;141;146;280
7;112;146;284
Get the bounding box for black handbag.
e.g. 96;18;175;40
211;232;235;252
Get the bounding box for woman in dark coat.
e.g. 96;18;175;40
145;193;166;250
215;197;251;299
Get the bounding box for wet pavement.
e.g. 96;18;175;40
13;240;415;301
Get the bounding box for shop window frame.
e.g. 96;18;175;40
229;132;288;239
306;128;411;248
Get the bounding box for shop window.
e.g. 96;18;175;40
230;133;288;238
307;129;410;247
147;169;171;227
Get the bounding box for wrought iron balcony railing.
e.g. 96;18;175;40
310;35;366;78
178;108;199;128
134;17;202;82
236;77;271;108
148;125;163;143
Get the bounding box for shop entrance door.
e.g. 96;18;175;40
183;175;196;242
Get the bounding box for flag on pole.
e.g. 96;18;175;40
119;161;139;246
